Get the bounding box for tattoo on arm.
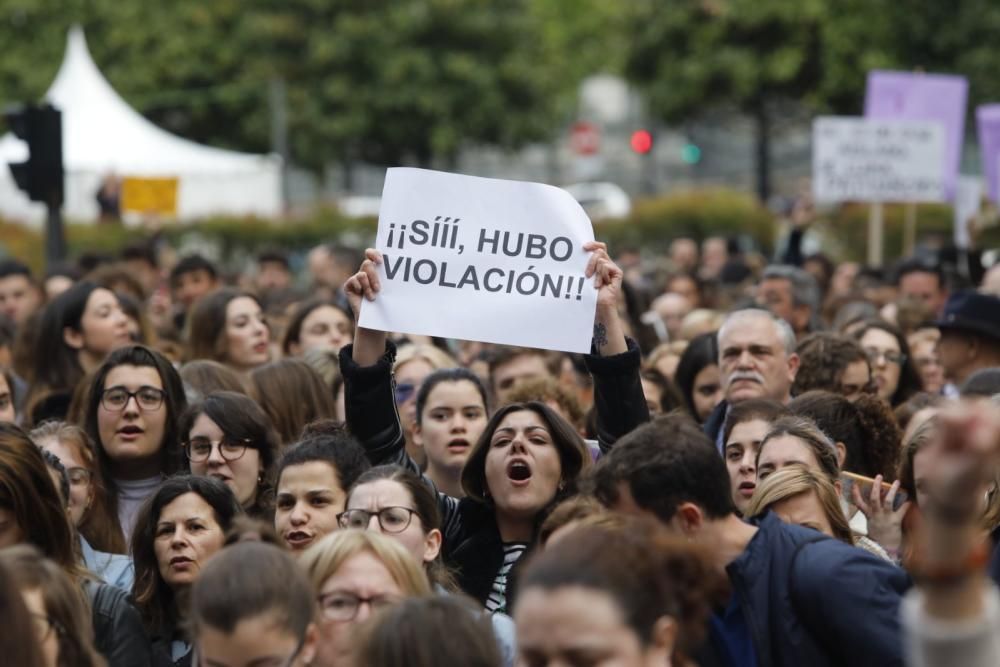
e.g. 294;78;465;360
593;322;608;349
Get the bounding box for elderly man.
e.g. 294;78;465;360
755;265;820;338
703;308;799;447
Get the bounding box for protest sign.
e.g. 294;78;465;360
977;105;1000;203
954;176;981;250
812;117;946;203
358;168;598;353
864;71;967;198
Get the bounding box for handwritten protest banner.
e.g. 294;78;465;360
812;117;946;203
864;71;967;198
358;168;598;353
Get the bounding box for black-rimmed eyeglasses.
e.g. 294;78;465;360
336;507;417;533
100;386;166;412
184;437;252;462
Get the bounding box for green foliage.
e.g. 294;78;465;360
0;1;593;171
598;188;775;254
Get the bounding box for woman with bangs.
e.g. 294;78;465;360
83;345;188;541
339;243;648;614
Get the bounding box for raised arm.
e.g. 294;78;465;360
582;241;649;454
341;249;466;541
901;404;1000;667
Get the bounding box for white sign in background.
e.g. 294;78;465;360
954;175;981;250
358;168;599;353
812;117;946;203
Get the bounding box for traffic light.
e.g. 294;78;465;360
630;129;653;155
681;142;702;164
4;104;63;205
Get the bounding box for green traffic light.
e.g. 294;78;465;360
681;143;701;164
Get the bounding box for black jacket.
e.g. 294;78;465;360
340;337;648;607
727;512;909;666
83;579;153;667
703;399;729;450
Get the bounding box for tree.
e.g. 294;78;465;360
623;0;914;200
1;1;574;174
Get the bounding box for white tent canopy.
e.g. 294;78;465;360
0;26;282;223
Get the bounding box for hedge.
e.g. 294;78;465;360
1;190;995;273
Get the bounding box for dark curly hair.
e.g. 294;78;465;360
792;332;870;397
789;391;902;480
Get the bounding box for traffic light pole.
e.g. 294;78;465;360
4;103;65;266
45;195;66;267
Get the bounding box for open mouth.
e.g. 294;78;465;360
738;481;756;497
447;439;470;452
209;473;232;483
285;531;313;548
507;460;532;483
117;425;143;436
253;342;269;354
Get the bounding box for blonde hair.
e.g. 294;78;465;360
746;464;854;545
393;344;456;374
645;341;688;371
679;309;724;342
299;530;432;598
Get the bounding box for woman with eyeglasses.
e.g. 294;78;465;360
131;475;242;667
83;344;188;541
341;245;647;614
340;465;517;666
299;529;432;667
0;545;106;667
180;391;280;521
190;541;319;667
32;421;131;587
853;319;922;407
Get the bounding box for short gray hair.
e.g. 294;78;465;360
718;308;797;356
762;265;820;313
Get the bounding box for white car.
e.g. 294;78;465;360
563;182;632;221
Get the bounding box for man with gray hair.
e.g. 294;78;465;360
756;264;820;338
703;308;800;447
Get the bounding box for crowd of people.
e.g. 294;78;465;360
0;221;999;666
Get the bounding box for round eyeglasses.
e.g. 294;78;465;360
336;507;417;533
184;437;252;462
100;386;166;412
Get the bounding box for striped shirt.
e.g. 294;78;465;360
485;543;528;615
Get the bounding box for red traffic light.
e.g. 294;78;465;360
630;129;653;154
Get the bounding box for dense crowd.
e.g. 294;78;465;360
0;223;999;667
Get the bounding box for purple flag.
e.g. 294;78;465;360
977;105;1000;202
864;71;968;199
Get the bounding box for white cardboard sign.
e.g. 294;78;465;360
358;168;598;353
812;116;946;203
